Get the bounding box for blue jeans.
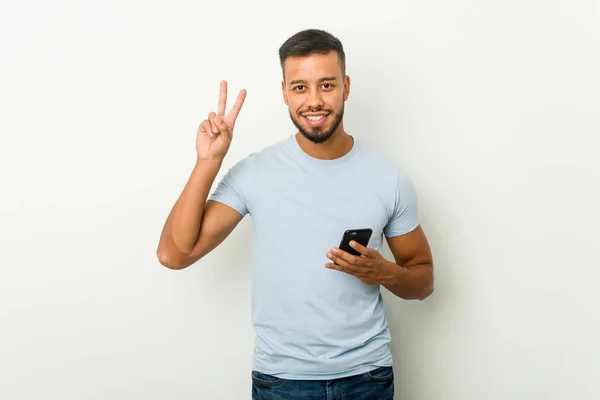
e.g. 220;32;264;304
251;366;394;400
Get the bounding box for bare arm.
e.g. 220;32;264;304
156;80;247;270
383;225;434;300
156;160;243;270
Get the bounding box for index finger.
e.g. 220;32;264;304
227;89;247;122
217;80;227;116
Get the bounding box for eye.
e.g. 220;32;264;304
293;85;305;91
322;83;334;90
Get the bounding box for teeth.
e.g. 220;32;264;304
306;115;326;121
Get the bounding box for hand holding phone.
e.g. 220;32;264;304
338;229;373;256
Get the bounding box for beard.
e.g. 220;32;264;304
289;103;345;144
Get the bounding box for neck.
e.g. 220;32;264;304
295;127;354;160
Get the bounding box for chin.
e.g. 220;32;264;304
300;128;335;144
291;109;344;145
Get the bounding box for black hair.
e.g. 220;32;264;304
278;29;346;78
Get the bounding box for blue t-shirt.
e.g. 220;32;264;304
209;134;419;380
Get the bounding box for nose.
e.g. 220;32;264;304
305;87;324;109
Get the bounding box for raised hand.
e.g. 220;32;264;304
196;80;247;162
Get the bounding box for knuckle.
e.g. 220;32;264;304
199;121;210;132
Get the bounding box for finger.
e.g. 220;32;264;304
215;116;231;140
198;120;212;136
349;241;373;258
226;89;247;122
327;262;376;284
326;250;371;271
208;112;219;134
325;262;362;276
217;80;227;116
326;250;352;268
329;247;360;266
330;248;373;270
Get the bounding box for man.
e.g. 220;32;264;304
157;29;434;400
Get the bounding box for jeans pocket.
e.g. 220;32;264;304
364;366;394;383
252;371;286;387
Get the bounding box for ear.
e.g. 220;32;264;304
282;80;289;105
343;75;351;101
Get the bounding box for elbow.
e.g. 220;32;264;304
416;277;434;300
417;283;434;300
157;247;189;270
416;264;434;300
399;264;434;300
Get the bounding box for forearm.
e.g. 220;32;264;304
383;261;434;300
163;159;222;255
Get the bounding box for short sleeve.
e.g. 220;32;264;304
383;168;420;237
208;155;255;217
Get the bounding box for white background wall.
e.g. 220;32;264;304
1;1;599;399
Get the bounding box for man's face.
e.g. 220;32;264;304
282;52;350;144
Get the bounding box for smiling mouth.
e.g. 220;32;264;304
302;114;329;126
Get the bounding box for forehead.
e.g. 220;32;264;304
284;52;342;83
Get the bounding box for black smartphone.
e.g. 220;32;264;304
338;228;373;256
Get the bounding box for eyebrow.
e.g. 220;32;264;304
289;77;337;85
